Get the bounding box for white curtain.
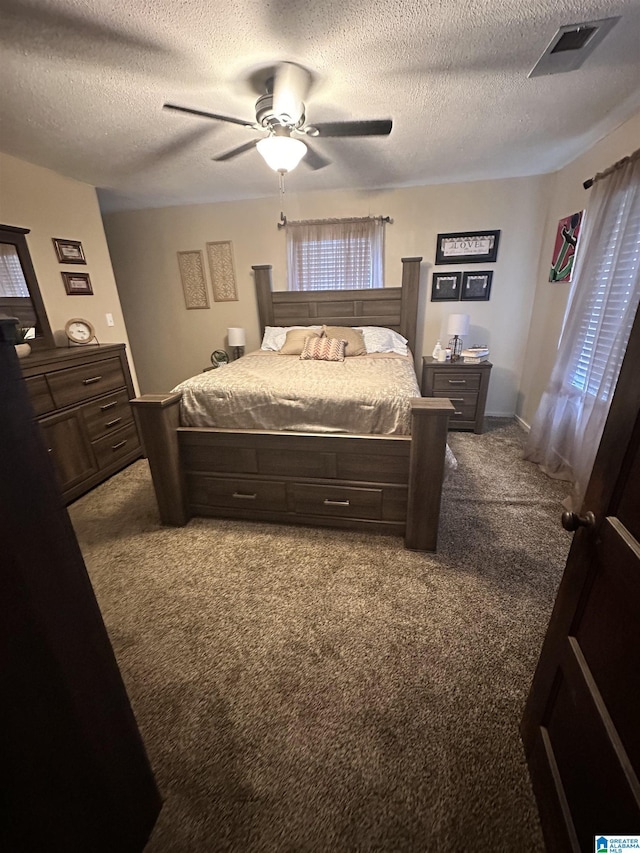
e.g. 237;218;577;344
286;217;384;291
524;151;640;509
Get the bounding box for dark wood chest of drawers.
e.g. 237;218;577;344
421;357;492;433
20;344;142;503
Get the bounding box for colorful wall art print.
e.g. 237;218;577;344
549;211;583;282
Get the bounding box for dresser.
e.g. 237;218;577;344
20;344;142;503
421;357;493;433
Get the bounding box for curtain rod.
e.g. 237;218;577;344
583;146;640;190
277;213;392;229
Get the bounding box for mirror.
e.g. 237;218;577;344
0;224;54;350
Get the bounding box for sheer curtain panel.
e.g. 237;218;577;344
524;150;640;509
286;217;384;291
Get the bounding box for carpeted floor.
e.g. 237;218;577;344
68;418;570;852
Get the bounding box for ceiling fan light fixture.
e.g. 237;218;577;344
256;135;307;173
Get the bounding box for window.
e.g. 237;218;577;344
524;151;640;509
567;182;640;401
286;217;384;291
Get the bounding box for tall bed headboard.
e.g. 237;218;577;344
253;257;422;356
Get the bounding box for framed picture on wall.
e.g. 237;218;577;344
549;211;583;282
62;271;93;295
431;271;461;301
52;238;86;264
461;270;492;301
435;230;500;264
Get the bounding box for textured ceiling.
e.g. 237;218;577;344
1;0;639;213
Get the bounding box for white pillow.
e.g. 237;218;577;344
357;326;409;356
260;325;323;351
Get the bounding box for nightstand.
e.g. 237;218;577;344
421;357;493;433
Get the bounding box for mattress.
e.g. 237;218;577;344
173;350;421;435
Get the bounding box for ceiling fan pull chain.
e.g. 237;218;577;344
279;169;286;197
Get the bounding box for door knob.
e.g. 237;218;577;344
561;510;596;532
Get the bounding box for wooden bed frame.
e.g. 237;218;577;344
131;257;453;551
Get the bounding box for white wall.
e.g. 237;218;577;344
103;174;551;412
0;152;138;388
518;110;640;427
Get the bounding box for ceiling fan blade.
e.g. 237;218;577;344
301;142;331;171
164;103;255;128
272;62;311;125
307;119;393;138
212;139;260;162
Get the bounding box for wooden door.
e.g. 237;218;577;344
0;320;161;851
521;306;640;850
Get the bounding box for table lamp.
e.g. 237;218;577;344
447;313;470;361
228;327;246;360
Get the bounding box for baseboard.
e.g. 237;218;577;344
484;412;530;432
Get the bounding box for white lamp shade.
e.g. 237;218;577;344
256;136;307;173
447;313;470;337
228;327;246;347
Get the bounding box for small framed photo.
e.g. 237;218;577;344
431;271;461;301
62;271;93;295
461;271;493;301
435;230;500;265
52;238;86;264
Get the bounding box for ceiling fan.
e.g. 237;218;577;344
163;62;392;173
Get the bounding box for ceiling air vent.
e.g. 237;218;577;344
529;17;620;77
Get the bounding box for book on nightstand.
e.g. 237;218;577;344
462;346;489;363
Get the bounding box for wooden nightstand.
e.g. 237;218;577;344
421;357;493;433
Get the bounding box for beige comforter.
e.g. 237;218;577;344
173;350;421;435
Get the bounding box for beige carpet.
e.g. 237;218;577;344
69;418;570;852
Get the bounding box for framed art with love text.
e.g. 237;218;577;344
435;230;500;265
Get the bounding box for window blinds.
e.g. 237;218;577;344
0;244;29;297
568;183;640;401
286;218;384;291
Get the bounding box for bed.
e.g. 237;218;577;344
131;257;454;551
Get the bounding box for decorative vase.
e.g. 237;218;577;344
15;343;31;359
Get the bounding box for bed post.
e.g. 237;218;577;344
253;265;274;334
130;393;190;526
400;257;422;355
405;398;454;551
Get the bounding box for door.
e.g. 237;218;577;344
521;307;640;850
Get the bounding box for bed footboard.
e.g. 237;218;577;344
131;394;453;551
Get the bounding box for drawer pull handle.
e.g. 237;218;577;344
105;418;122;428
323;499;350;507
83;376;102;385
112;440;127;450
448;379;467;385
454;411;463;416
100;400;118;411
233;492;257;500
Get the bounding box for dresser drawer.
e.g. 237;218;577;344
187;476;287;512
433;391;478;422
91;421;140;469
83;390;134;440
289;483;382;519
47;357;127;408
25;375;55;416
432;371;482;392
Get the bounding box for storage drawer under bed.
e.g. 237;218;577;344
187;475;287;512
288;483;382;519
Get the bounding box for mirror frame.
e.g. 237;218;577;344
0;223;54;351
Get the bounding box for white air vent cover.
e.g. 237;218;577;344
529;17;620;77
